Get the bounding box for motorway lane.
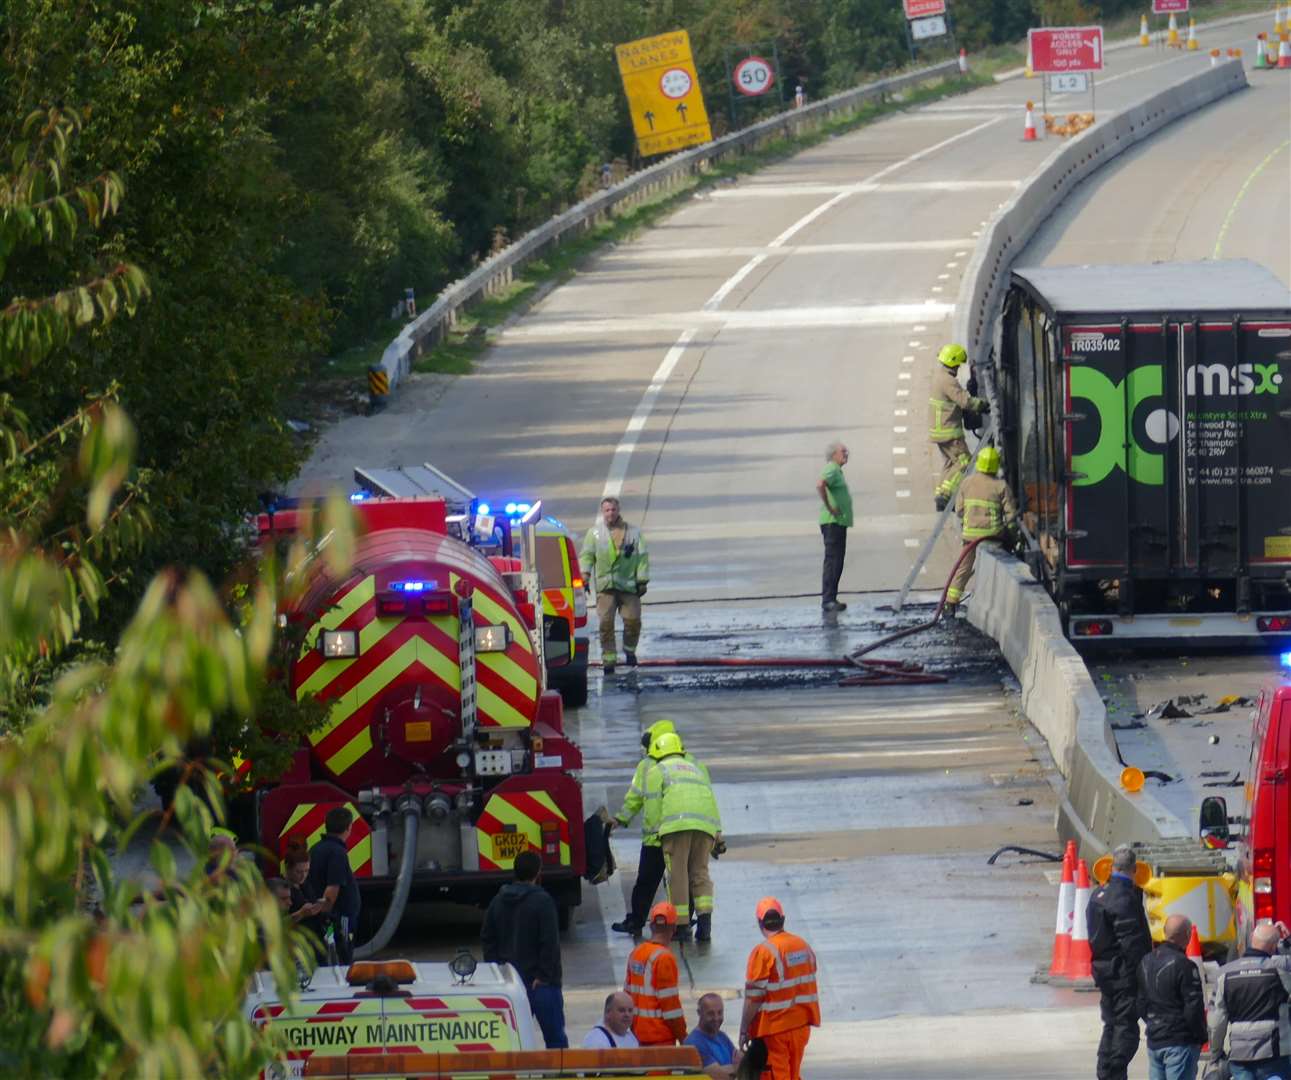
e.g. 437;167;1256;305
298;17;1275;1076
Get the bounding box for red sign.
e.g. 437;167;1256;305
733;55;775;97
1028;26;1104;73
904;0;946;18
1152;0;1188;12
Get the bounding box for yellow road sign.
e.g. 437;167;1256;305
615;30;712;158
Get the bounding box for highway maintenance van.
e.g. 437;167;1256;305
246;960;540;1077
999;259;1291;644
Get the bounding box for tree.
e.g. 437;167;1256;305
0;107;329;1078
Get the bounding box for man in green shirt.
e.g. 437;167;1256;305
815;442;852;612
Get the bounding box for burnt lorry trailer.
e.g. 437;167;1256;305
997;260;1291;643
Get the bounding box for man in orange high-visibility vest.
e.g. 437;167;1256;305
624;902;687;1046
738;897;821;1080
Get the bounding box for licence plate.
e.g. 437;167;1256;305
492;832;530;861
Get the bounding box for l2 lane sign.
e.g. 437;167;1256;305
1028;26;1104;73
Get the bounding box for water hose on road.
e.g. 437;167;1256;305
987;845;1062;865
353;800;420;960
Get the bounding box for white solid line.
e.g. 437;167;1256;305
703;253;766;310
710;178;1020;198
602;328;696;499
768;191;853;248
604;239;978;262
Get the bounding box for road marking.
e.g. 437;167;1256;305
703;253;766;310
945;261;959;268
603;239;978;262
893;446;907;455
908;340;922;347
955;250;968;257
894;467;909;476
938;273;951;280
896;389;910;398
899;372;912;380
896;489;911;498
507;304;954;339
913;324;928;332
894;426;908;434
1213;138;1291;258
710;178;1020;198
902;355;915;362
904;538;920;547
932;286;944;293
894;408;908;416
603;328;696;499
711;742;1020;765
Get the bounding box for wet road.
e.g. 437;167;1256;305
298;15;1280;1076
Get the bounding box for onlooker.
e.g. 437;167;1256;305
1087;845;1153;1080
583;991;639;1049
815;441;852;613
1210;920;1291;1080
205;828;239;881
305;807;362;965
626;902;687;1046
1139;914;1206;1080
481;850;568;1049
739;897;820;1080
282;838;324;936
684;993;742;1078
266;877;292;913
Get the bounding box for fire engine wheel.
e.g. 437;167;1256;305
550;668;588;709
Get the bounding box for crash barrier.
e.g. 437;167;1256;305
370;59;961;398
967;550;1191;854
955;59;1249;362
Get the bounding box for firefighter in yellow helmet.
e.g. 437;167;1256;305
929;344;989;512
610;718;680;936
946;446;1017;610
644;731;722;943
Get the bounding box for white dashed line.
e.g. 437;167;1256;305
913;324;928;332
908;340;922;347
894;426;908;434
894;467;909;477
932;286;944;293
896;490;911;498
899;372;912;380
902;355;915;362
904;538;920;548
955;250;968;257
897;389;910;398
945;262;959;268
894;409;908;417
893;446;907;455
937;273;951;280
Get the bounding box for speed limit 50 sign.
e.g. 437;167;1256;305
733;55;775;97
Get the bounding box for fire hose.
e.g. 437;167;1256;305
354;799;420;959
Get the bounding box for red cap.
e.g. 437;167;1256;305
649;902;678;926
755;897;785;923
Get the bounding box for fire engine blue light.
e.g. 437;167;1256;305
391;580;431;592
515;502;531;514
1281;650;1291;669
504;501;518;515
349;491;369;502
477;502;491;516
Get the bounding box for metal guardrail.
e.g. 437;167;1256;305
371;59;963;400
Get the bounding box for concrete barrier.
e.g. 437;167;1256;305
372;59;962;396
956;61;1249;855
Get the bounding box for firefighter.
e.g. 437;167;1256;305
625;902;687;1046
738;897;820;1080
929;343;989;511
579;496;649;676
645;731;722;943
610;718;677;936
946;446;1017;610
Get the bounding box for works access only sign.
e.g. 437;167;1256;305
1152;0;1189;13
903;0;946;17
615;30;713;158
1028;26;1104;73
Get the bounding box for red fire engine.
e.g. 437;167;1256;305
255;465;586;952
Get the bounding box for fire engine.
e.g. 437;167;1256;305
255;464;587;952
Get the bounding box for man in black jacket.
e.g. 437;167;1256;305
1210;920;1291;1079
481;850;567;1049
1139;915;1207;1080
1088;845;1154;1080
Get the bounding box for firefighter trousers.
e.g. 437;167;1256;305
934;437;971;500
947;537;998;605
661;830;713;922
596;590;641;663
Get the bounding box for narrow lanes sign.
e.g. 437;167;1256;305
616;30;713;157
1028;26;1104;73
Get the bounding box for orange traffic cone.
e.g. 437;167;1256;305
1023;101;1038;141
1187;925;1210;1052
1048;843;1076;976
1210;48;1221;67
1280;33;1291;69
1139;14;1150;47
1168;12;1180;48
1064;858;1094;980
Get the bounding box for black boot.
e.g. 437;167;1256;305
695;914;712;942
611;917;641;935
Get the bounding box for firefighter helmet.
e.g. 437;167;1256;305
649;731;685;759
641;718;676;751
938;343;968;369
977;446;1001;475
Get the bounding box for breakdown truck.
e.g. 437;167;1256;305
255;464;587;951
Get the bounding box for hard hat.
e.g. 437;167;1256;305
641;718;676;751
649;901;678;926
938;343;968;369
755;896;785;923
649;731;685;759
976;446;1000;475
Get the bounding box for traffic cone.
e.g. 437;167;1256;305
1280;33;1291;69
1064;858;1094;980
1168;12;1180;47
1025;38;1034;77
1210;48;1220;67
1140;13;1150;47
959;47;969;74
1187;18;1198;51
1048;843;1076;976
1258;33;1269;68
1186;925;1211;1052
1023;101;1038;141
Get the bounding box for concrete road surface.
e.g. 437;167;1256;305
299;15;1281;1077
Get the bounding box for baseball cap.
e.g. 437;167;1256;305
755;896;785;923
648;901;678;926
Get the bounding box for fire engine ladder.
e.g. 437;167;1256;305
353;463;477;518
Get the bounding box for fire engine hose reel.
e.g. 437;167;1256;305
354;799;421;960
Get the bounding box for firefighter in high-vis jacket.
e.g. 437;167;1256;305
947;446;1017;609
610;718;678;936
579;496;649;676
929;343;989;512
644;731;722;943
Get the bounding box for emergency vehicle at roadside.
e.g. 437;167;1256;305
252;464;587;949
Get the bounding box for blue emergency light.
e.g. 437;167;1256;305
390;580;434;593
349;490;370;503
477;502;491;516
499;501;534;517
1281;650;1291;669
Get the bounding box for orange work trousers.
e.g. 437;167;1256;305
760;1025;810;1080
